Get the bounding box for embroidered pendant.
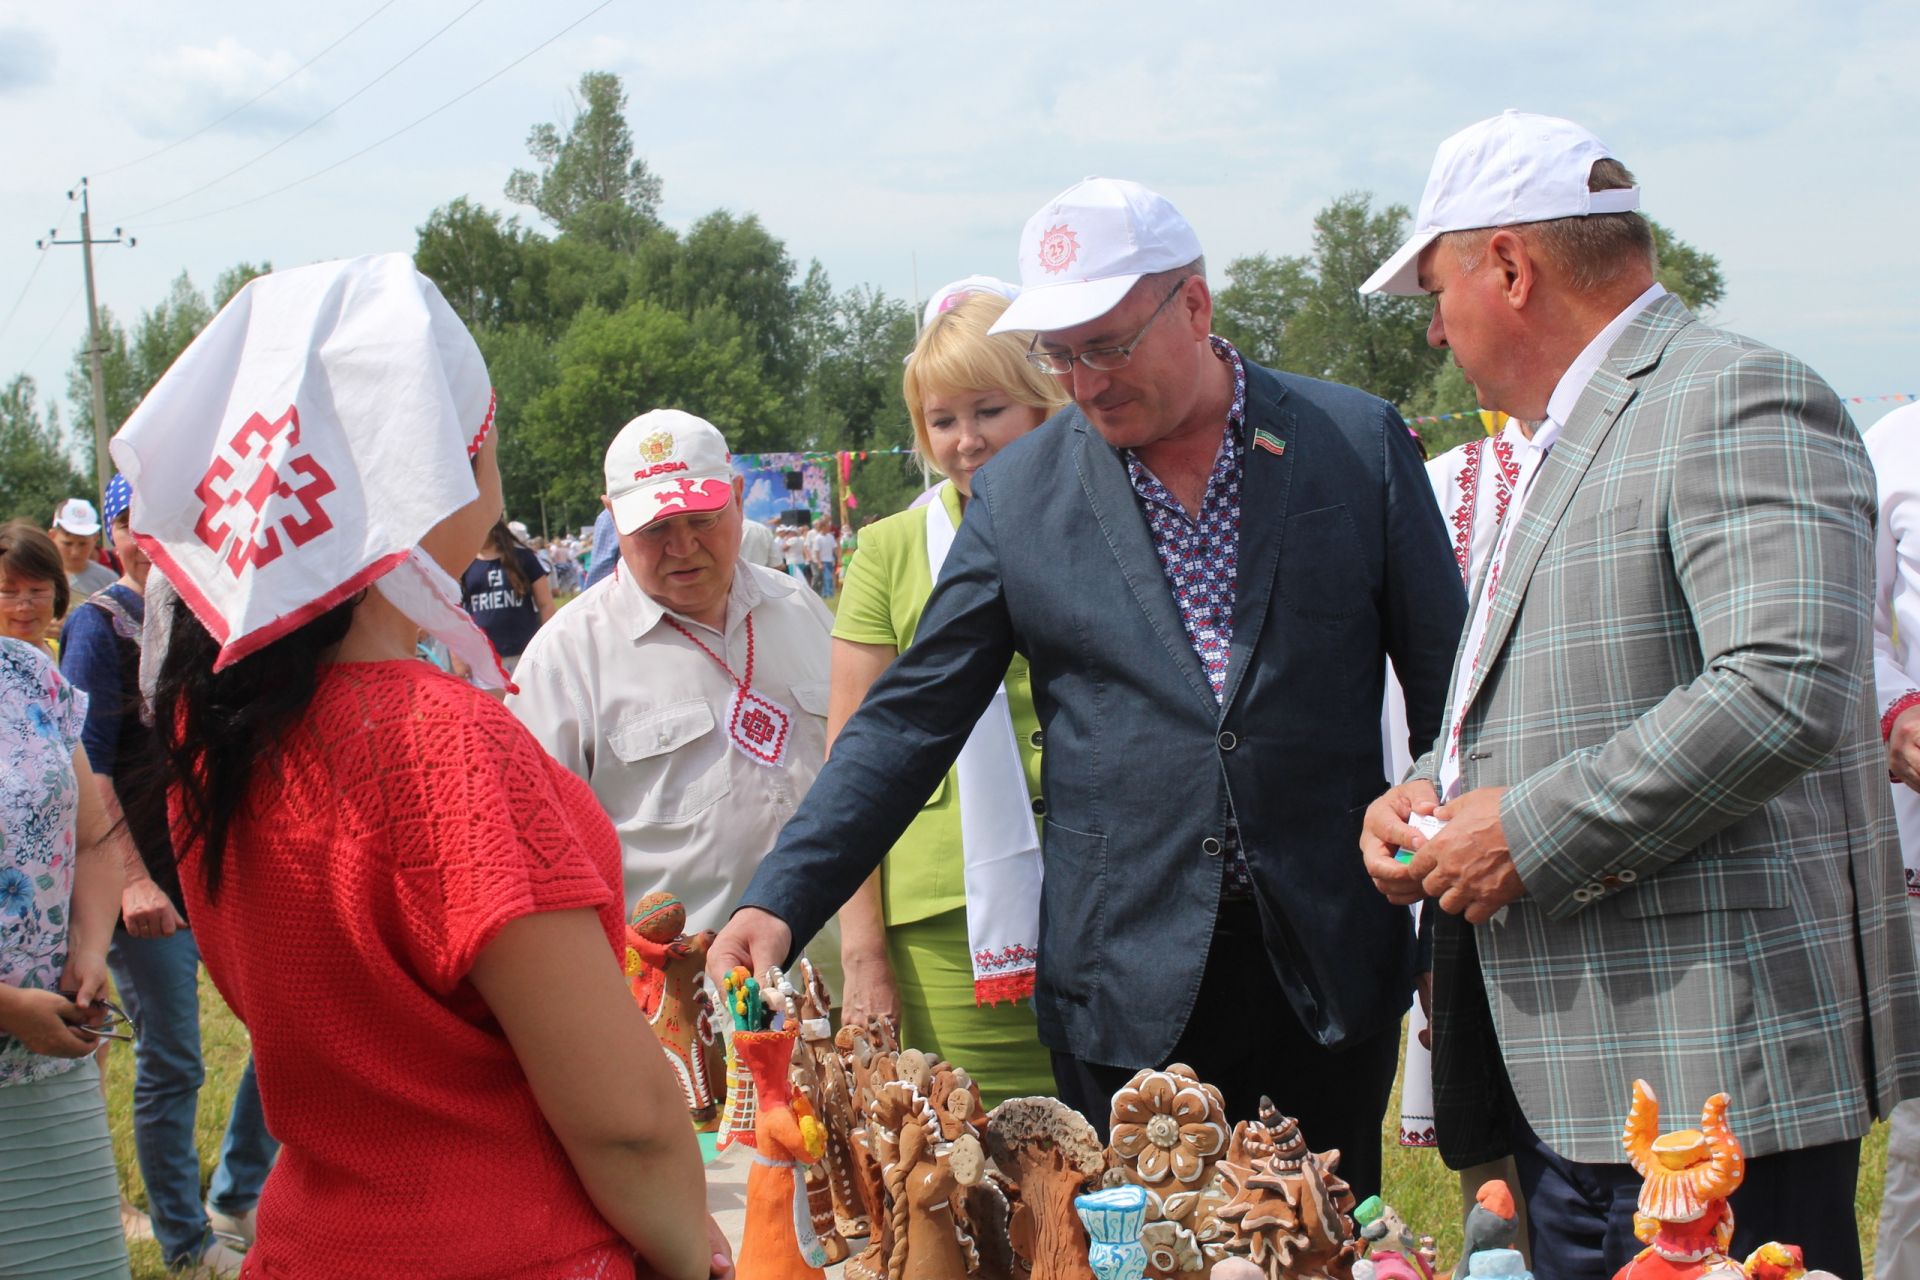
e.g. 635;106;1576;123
727;687;793;768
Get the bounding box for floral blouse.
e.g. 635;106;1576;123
0;636;89;1087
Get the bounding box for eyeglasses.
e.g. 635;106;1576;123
56;992;138;1043
0;586;55;608
1025;277;1192;375
635;510;724;543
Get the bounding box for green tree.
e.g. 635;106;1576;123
65;304;135;478
211;260;272;309
635;211;802;383
518;300;783;513
130;271;214;393
793;277;916;455
477;323;562;522
505;71;662;252
1213;193;1442;408
415;198;550;332
0;376;87;522
1651;220;1724;313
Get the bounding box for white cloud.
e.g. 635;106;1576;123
121;37;322;140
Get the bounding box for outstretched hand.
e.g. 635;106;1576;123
704;908;793;993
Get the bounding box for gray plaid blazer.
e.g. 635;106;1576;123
1416;293;1920;1166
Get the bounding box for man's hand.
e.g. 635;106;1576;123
121;878;184;938
1405;786;1525;925
1360;779;1441;906
705;908;793;992
1891;704;1920;792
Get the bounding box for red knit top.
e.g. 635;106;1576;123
177;661;636;1279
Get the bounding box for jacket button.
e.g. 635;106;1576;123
1030;797;1047;817
1201;837;1223;857
1029;729;1045;750
1601;873;1622;888
1218;730;1237;751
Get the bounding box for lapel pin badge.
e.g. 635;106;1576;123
1253;428;1286;456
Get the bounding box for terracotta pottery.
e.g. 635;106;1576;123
1612;1080;1748;1280
733;1026;829;1280
623;891;726;1131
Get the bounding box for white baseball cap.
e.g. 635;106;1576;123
922;275;1021;327
1361;109;1642;297
52;497;102;537
988;177;1204;335
604;409;735;535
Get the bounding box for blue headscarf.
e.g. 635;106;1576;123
101;472;133;526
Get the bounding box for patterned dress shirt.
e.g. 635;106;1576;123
1124;336;1254;896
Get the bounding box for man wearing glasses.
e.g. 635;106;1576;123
713;178;1463;1199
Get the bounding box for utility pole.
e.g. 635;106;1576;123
40;178;134;502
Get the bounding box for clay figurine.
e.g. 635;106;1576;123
1107;1064;1233;1277
1459;1249;1533;1280
768;967;850;1265
1078;1184;1151;1280
795;958;873;1240
727;975;830;1280
1740;1243;1805;1280
1215;1107;1358;1280
1353;1196;1435;1280
1613;1079;1745;1280
1452;1182;1516;1280
987;1095;1107;1280
623;891;726;1131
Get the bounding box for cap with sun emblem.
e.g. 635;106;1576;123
604;409;735;535
989;177;1204;336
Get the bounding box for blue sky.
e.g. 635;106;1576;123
2;0;1914;457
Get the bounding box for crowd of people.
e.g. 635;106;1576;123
2;109;1917;1280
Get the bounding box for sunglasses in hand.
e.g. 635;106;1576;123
55;991;138;1043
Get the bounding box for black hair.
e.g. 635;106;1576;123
150;594;356;899
484;517;533;600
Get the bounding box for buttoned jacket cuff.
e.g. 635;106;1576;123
1500;762;1647;921
1409;750;1439;790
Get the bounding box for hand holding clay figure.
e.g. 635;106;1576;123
707;906;793;992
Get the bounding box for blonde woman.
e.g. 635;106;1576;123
831;288;1066;1106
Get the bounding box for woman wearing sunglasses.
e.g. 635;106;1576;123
0;634;132;1277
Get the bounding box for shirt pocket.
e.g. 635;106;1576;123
606;698;731;823
789;681;831;719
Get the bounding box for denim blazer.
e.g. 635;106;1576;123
737;358;1466;1066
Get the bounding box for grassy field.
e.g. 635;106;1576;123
104;972;1888;1278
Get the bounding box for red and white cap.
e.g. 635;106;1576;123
988;177;1204;336
605;409;734;535
1362;109;1642;296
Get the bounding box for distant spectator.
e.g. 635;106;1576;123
459;518;555;677
50;499;118;600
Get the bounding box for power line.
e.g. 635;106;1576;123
20;287;82;371
0;195;78;347
135;0;619;233
92;0;402;179
122;0;487;221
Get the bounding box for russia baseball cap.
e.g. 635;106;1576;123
988;177;1204;335
1361;109;1642;297
604;409;734;535
52;497;102;537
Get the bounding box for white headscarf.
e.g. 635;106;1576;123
110;253;509;687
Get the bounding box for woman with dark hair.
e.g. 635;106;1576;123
116;255;727;1280
459;516;554;676
0;519;72;655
